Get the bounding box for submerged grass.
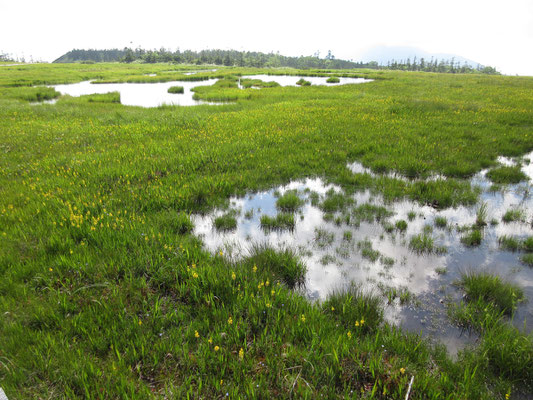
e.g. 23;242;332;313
260;213;295;230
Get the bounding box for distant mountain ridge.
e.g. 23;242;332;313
357;45;483;68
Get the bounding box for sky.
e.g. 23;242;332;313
1;0;532;75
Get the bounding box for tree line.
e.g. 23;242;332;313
384;56;499;74
52;48;499;74
54;48;376;69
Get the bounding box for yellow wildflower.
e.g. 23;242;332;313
208;337;213;344
253;265;257;273
400;367;406;375
347;331;352;338
301;314;306;322
231;272;236;280
214;346;220;352
195;330;200;338
360;318;365;325
239;348;244;360
228;316;233;325
192;272;199;279
331;306;335;311
355;321;360;327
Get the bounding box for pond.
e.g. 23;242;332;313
192;153;533;355
239;75;372;87
50;79;221;107
46;75;372;107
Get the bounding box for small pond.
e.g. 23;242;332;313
193;153;533;355
239;75;372;87
50;79;221;107
46;75;372;108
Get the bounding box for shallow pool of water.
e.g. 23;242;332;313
50;79;222;107
192;154;533;354
239;75;372;87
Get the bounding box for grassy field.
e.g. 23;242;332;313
1;63;532;398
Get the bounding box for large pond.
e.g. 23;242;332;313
46;75;371;108
193;153;533;355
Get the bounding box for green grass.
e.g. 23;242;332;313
449;272;532;389
455;271;524;315
296;78;311;86
275;190;304;212
247;244;306;288
319;190;354;213
314;228;335;248
323;284;383;334
434;216;448;228
502;208;526;223
522;236;533;251
520;253;533;266
486;165;528;184
326;76;340;83
260;213;295;230
475;202;488;227
2;63;533;398
3;86;61;102
461;229;483;247
357;239;381;262
214;212;238;231
498;235;521;251
167;85;184;94
80;91;121;103
409;233;436;254
352;203;393;223
240;78;280;89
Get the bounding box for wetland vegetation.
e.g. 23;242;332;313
0;62;532;399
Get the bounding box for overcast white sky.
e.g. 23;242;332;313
1;0;532;75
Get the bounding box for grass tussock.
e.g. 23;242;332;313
275;190;304;212
81;91;120;103
486;165;528;184
260;213;295;231
247;244;306;288
502;208;526;223
323;284;383;334
456;271;524;315
214;212;238;231
461;229;483;247
167;85;184;94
